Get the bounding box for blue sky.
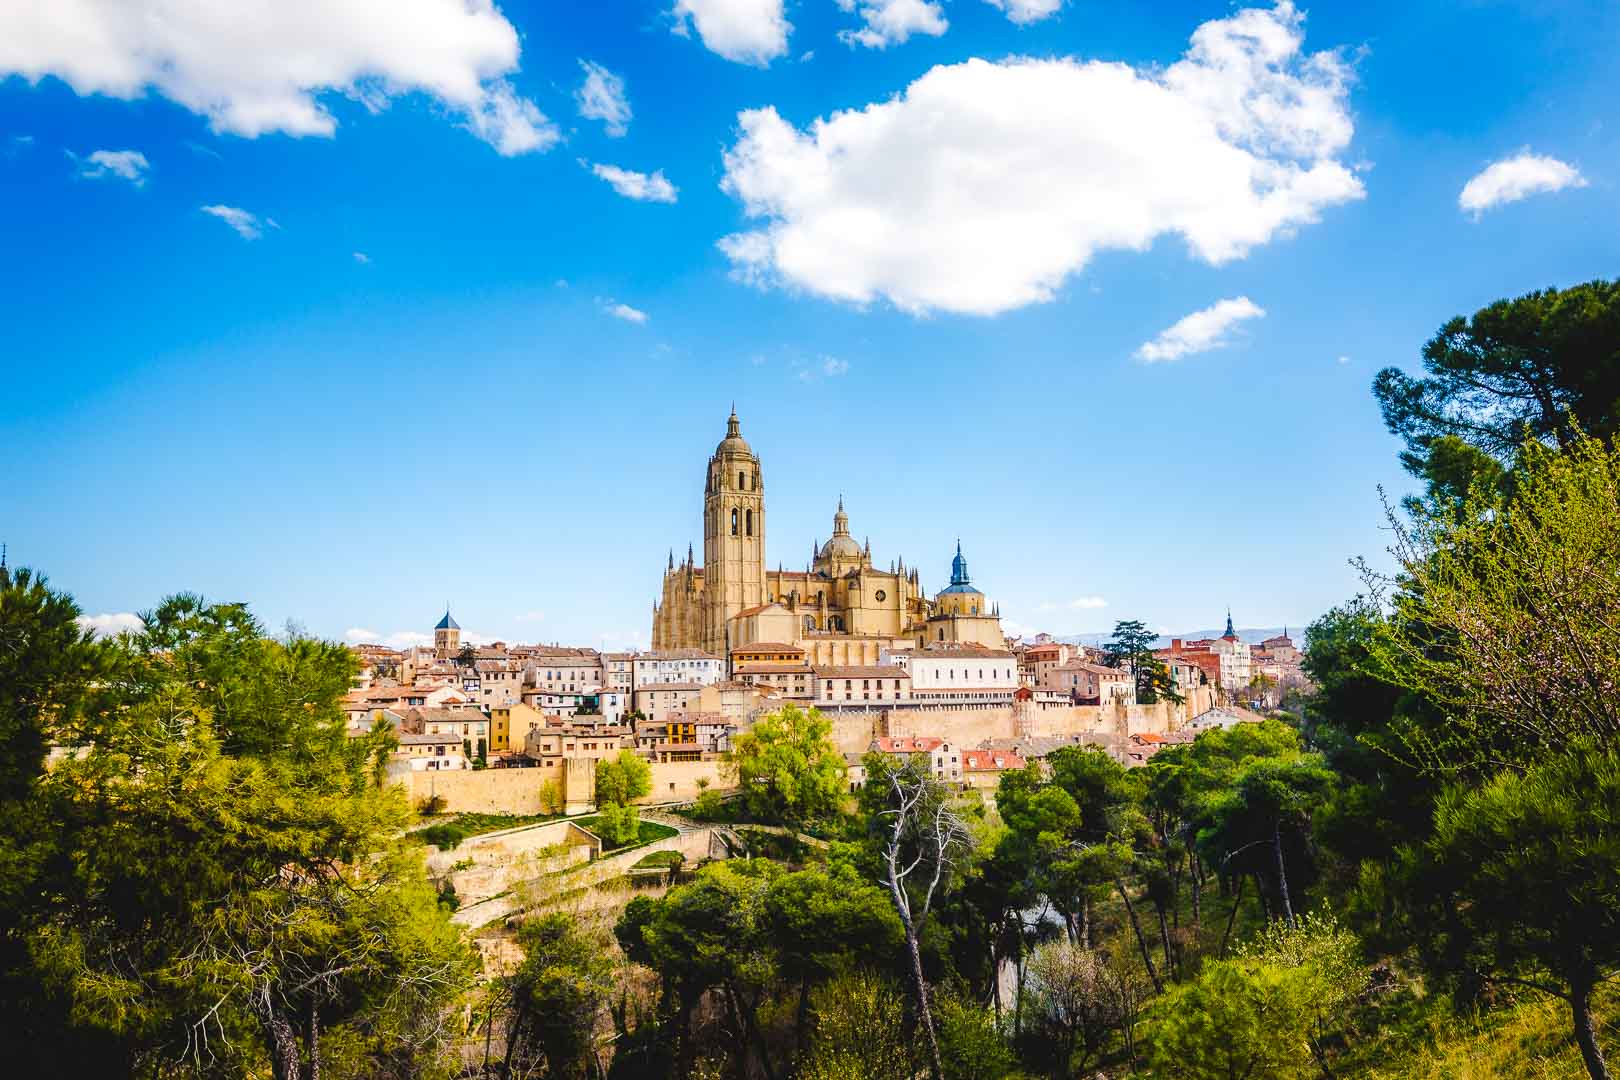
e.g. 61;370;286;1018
3;0;1616;651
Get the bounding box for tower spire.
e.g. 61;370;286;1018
1224;608;1235;638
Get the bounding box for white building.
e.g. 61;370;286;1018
394;732;466;770
632;650;724;691
812;665;913;708
524;650;604;694
881;644;1019;708
602;652;636;694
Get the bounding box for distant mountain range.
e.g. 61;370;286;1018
1042;627;1299;650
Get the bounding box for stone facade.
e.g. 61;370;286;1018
652;412;1007;658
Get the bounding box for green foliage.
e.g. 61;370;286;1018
1148;915;1362;1080
595;748;652;807
798;970;919;1080
1367;430;1620;772
1372;278;1620;506
936;991;1016;1080
1147;959;1323;1079
726;703;847;829
499;911;614;1078
1022;938;1139;1077
1426;745;1620;1075
0;584;475;1076
1104;619;1182;705
417;821;469;850
690;784;726;821
538;778;564;815
0;566;110;800
593;799;642;847
576;812;675;851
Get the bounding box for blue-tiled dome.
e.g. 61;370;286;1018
939;541;980;594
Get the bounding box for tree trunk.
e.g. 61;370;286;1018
1219;875;1245;958
1155;899;1174;976
1255;872;1272;922
1115;878;1163;993
674;995;697;1080
262;1007;303;1080
305;999;321;1080
1572;976;1612;1080
500;1001;527;1080
733;985;779;1080
1013;933;1027;1041
1273;822;1296;928
1190;852;1203;929
1082;894;1092;951
905;927;945;1080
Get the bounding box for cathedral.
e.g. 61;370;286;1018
651;411;1006;664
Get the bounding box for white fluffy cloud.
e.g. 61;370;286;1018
719;2;1361;316
0;0;556;155
602;299;649;324
201;204;268;239
837;0;948;49
1135;297;1265;362
822;356;850;376
671;0;790;66
985;0;1065;23
77;612;144;638
576;60;631;137
1069;596;1108;610
353;251;371;264
590;163;679;203
76;148;149;184
1458;152;1587;218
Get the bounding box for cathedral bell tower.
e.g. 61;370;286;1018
702;409;766;653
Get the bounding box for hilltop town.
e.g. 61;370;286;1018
344;412;1308;816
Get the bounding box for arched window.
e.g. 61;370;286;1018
731;508;738;535
803;616;817;632
745;508;753;536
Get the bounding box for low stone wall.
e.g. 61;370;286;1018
405;760;730;817
408;767;549;815
636;760;728;804
427;819;600;910
453;825;722;928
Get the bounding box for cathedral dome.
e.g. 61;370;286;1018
820;534;862;559
819;497;862;560
715;408;753;456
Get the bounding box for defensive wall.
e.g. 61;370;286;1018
403;759;728;816
404;693;1208;817
826;694;1206;755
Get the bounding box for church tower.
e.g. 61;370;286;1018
434;610;460;659
701;409;766;653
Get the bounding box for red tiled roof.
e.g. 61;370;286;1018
872;736;944;753
962;749;1026;771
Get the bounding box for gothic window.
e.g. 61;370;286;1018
739;470;745;490
804;616;816;632
875;589;886;601
731;508;738;535
746;508;753;536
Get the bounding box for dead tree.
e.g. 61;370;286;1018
879;760;973;1080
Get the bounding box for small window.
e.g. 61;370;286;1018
731;508;739;535
746;508;753;536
